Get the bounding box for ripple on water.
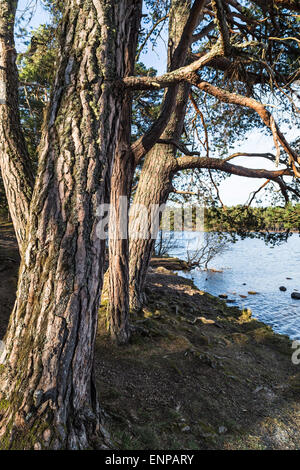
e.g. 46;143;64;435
168;232;300;340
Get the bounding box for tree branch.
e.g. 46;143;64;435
176;155;293;179
187;76;300;174
124;40;223;91
157;139;200;156
131;0;208;163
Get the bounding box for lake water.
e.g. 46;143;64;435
167;232;300;340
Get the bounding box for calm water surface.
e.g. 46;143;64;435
168;232;300;340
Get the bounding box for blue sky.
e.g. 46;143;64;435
15;0;296;206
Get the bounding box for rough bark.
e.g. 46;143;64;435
108;0;204;335
0;0;136;450
0;0;34;250
108;1;142;344
129;1;192;311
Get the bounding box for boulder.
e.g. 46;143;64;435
279;286;287;292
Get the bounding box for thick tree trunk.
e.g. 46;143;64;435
128;0;192;310
108;1;142;344
129;144;178;310
108;100;135;344
0;0;137;450
129;81;191;310
0;1;34;250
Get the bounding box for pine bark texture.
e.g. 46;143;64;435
0;0;138;450
129;1;191;310
0;1;34;250
108;1;142;344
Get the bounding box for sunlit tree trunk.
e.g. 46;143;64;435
129;0;192;310
128;83;190;310
0;0;34;251
0;0;137;450
108;1;142;344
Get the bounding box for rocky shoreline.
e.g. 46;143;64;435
98;260;300;450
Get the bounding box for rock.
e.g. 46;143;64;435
219;294;228;299
248;291;258;295
242;283;247;285
226;299;236;304
181;425;191;433
286;277;292;280
239;294;247;299
218;426;227;434
279;286;287;292
189;316;215;325
291;292;300;300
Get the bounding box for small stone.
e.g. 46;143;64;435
239;294;247;299
43;429;51;444
181;425;190;433
279;286;287;292
219;294;228;299
34;442;42;450
291;292;300;300
248;291;258;295
218;426;227;434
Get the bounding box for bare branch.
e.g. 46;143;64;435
136;14;169;62
192;21;215;42
246;179;271;207
157;139;200;156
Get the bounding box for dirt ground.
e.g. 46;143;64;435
1;224;300;450
0;225;19;339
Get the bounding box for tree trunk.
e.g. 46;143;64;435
0;0;34;251
108;1;142;344
128;0;192;310
129;143;178;310
0;0;137;450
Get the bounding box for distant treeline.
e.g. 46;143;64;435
204;205;300;233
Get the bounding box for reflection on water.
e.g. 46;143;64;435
168;232;300;340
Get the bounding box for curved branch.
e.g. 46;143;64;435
188;77;300;174
176;155;292;179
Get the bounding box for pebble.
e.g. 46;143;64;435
219;294;228;299
218;426;227;434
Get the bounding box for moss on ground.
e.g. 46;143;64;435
96;265;300;450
